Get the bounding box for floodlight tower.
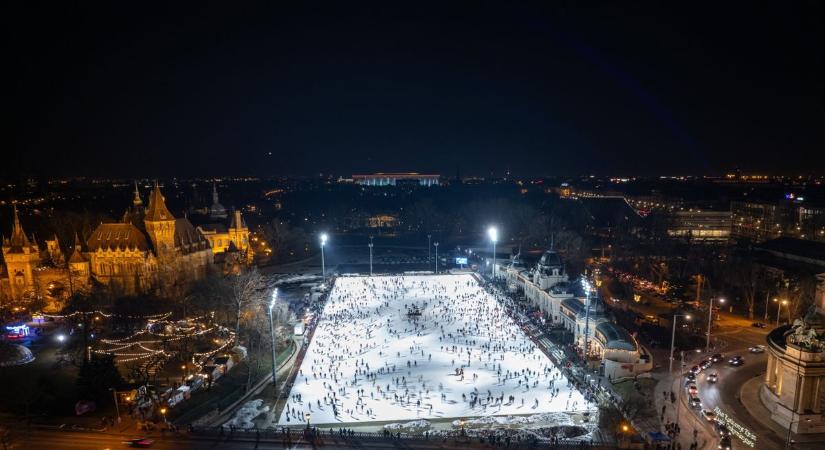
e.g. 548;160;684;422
320;233;328;282
488;226;498;279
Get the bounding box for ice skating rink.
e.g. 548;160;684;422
278;274;588;425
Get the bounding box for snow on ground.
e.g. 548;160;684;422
278;274;588;425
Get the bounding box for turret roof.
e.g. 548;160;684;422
144;183;174;221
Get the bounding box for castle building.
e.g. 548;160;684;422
1;184;215;304
197;209;253;259
209;183;227;220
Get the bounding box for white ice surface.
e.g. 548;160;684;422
278;274;587;425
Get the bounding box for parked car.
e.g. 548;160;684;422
711;353;724;363
707;372;718;383
702;409;717;421
689;396;702;409
749;345;766;353
751;322;768;328
729;355;745;366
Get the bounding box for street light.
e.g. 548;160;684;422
488;226;498;279
268;288;278;387
368;236;374;276
706;298;725;353
320;233;328;283
669;314;691;375
56;334;66;343
774;298;789;326
433;242;439;274
109;388;121;424
159;407;167;424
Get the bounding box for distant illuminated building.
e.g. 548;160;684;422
353;173;440;187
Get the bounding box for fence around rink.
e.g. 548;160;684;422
189;426;613;449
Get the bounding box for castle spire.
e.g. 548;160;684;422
133;181;143;207
145;182;173;221
9;204;31;250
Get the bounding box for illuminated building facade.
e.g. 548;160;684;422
1;184;213;303
353;173;440;186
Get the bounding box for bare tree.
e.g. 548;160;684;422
227;267;267;338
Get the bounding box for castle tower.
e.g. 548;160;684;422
228;209;252;262
144;183;176;254
133;181;144;209
2;205;42;300
67;232;90;283
209;183;227;219
45;233;65;266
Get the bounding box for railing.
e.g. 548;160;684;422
191;426;610;449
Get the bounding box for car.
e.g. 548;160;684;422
718;436;732;450
700;359;713;369
689;396;702;409
685;372;697;383
711;353;724;363
702;409;717;421
729;356;745;366
749;345;766;353
707;372;718;383
752;322;768;328
688;384;698;395
716;422;731;437
690;365;702;375
124;438;154;447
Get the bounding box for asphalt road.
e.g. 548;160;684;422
15;429;507;450
678;341;782;449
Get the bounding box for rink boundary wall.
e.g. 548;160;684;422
190;426;615;449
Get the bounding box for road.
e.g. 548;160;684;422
16;429;494;450
600;271;787;448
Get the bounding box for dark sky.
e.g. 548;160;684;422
8;1;825;178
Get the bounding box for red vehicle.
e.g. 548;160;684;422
124;438;154;447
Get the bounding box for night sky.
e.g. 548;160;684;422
8;2;825;178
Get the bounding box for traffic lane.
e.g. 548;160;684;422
693;350;784;449
22;430;491;450
23;432;322;450
712;327;768;354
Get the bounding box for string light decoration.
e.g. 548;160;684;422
92;314;234;370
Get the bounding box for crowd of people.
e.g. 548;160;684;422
278;275;590;425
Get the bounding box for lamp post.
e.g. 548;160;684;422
320;233;328;283
488;226;498;280
110;388;121;424
434;242;439;274
368;236;374;276
774;298;788;326
305;412;312;430
669;314;691;375
706;298;724;353
583;281;592;365
268;288;278;387
677;350;687;425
